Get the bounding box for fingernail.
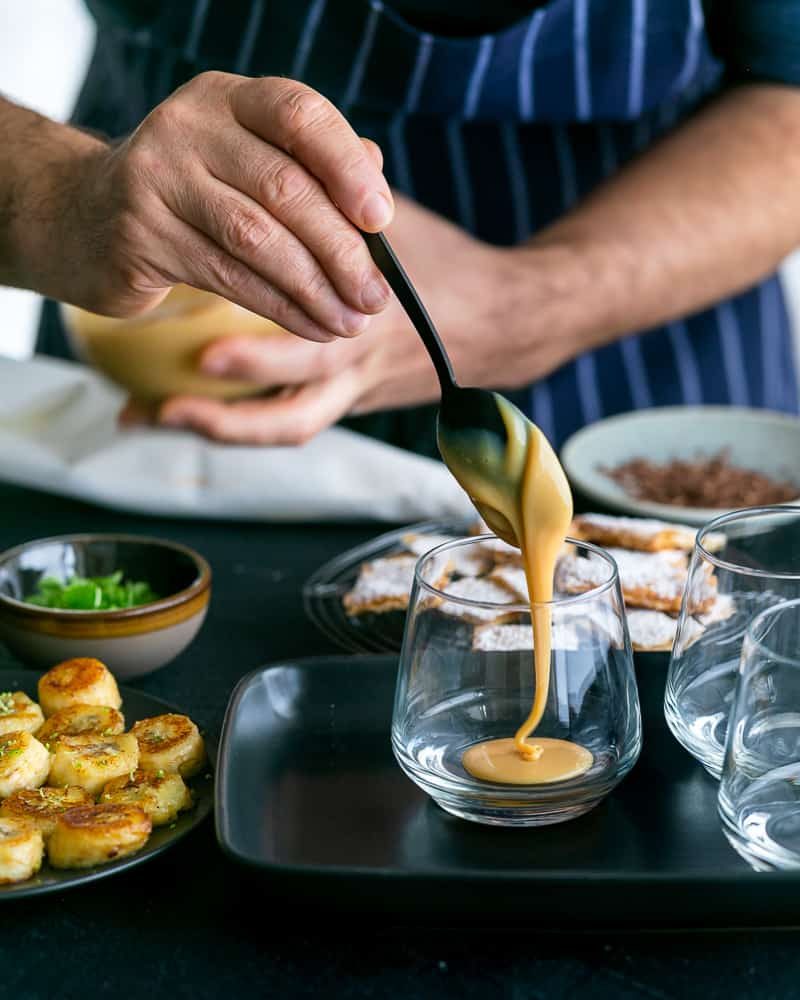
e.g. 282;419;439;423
340;308;370;335
361;276;390;311
361;192;393;230
202;354;231;376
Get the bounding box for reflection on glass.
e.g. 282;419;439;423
665;506;800;778
719;598;800;870
391;537;641;826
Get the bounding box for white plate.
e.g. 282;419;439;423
560;406;800;526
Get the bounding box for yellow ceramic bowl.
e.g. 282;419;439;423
61;284;287;404
0;534;211;680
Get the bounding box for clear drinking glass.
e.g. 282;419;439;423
719;599;800;870
391;537;641;826
664;506;800;778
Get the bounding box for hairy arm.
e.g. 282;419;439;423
519;84;800;367
0;99;108;299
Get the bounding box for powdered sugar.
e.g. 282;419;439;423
434;576;520;624
401;533;492;577
471;622;580;652
489;565;529;601
626;609;678;650
343;556;419;614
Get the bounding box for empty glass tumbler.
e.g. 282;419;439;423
665;506;800;778
719;599;800;870
391;537;642;827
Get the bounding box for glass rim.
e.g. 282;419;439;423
744;596;800;670
697;504;800;581
413;534;620;611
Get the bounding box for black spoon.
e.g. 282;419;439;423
363;230;518;545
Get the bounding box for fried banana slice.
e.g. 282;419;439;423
0;816;43;883
48;803;151;869
101;769;192;826
38;705;125;744
38;658;121;718
0;786;93;838
131;715;206;779
48;733;139;795
0;692;44;737
0;732;50;799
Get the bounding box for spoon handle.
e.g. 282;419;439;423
363;230;457;394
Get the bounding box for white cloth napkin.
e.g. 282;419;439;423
0;356;474;522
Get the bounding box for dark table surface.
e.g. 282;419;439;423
1;481;800;1000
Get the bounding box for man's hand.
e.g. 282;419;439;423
1;76;393;342
154;196;573;444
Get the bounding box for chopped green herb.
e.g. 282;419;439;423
155;770;165;779
24;572;158;611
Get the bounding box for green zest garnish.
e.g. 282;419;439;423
155;770;165;779
24;571;158;611
0;693;15;715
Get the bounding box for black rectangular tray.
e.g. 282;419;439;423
216;653;800;928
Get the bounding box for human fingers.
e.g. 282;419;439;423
199;333;358;385
231;76;394;232
165;170;373;336
200;128;389;321
158;369;362;446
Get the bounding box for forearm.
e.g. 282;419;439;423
522;84;800;359
0;96;108;298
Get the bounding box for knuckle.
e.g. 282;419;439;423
293;264;329;305
260;159;310;211
203;248;246;297
144;97;182;136
327;233;369;288
221;205;271;258
263;291;296;329
191;70;230;92
274;86;331;142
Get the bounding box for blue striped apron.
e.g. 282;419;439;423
39;0;800;452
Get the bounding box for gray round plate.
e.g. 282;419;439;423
0;668;214;899
560;405;800;525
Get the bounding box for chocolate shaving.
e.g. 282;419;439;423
602;450;799;509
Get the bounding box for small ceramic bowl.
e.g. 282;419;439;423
0;534;211;680
561;406;800;525
61;284;286;405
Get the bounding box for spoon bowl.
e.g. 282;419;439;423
363;231;518;545
436;387;520;545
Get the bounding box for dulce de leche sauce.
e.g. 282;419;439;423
439;395;593;785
